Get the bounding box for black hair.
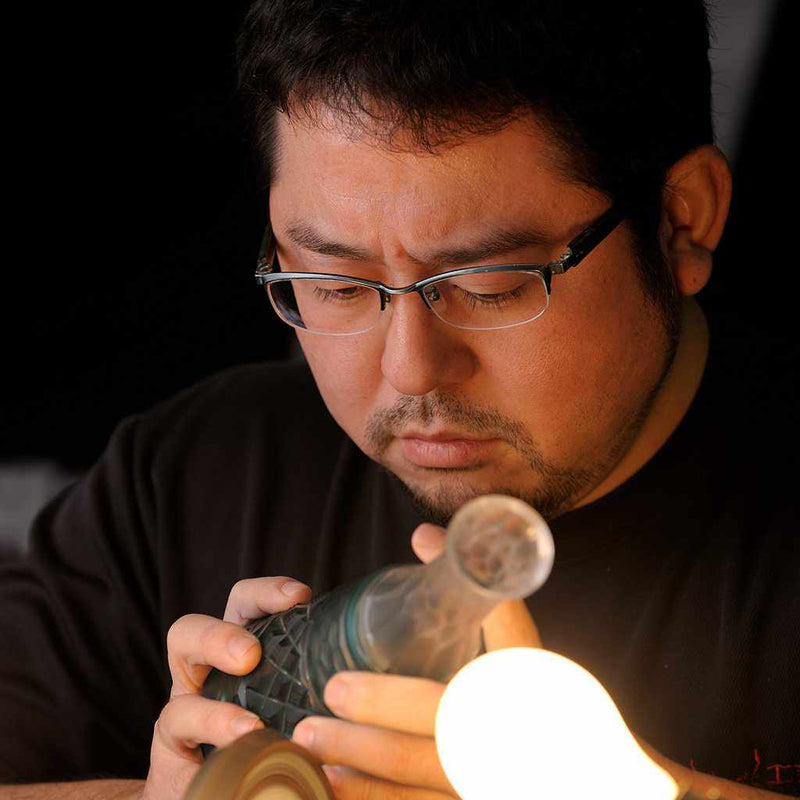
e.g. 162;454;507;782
235;0;714;315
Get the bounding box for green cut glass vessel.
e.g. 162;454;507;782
203;494;555;737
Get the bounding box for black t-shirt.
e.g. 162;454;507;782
1;343;798;794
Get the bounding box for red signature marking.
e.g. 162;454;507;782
690;748;799;788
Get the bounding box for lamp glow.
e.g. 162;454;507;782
435;648;679;800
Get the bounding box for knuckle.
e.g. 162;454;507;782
207;697;239;731
226;576;311;624
195;694;242;740
228;578;251;603
388;740;415;782
229;576;282;602
156;693;241;750
151;716;162;746
166;615;189;652
196;619;222;652
197;700;220;734
226;576;287;622
166;613;206;652
199;619;241;663
153;701;178;746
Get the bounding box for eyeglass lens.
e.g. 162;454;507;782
267;271;549;334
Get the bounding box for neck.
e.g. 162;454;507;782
573;296;709;510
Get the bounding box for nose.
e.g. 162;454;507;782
380;291;476;396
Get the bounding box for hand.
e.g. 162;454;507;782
142;577;312;800
291;523;542;799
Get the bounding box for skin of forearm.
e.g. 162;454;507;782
678;767;790;800
0;780;144;800
0;769;790;799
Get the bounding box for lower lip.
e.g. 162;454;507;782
399;438;500;468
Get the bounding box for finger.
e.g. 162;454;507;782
481;599;543;650
154;693;264;756
167;613;261;696
293;717;454;795
411;524;447;565
224;577;312;625
322;765;456;800
324;672;444;736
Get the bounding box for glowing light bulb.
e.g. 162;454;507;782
435;648;679;800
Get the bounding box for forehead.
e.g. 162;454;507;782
269;107;595;235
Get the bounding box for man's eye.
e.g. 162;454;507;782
448;275;532;305
454;274;527;293
312;284;366;302
459;286;526;309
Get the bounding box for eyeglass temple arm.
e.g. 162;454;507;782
256;219;276;273
555;206;625;274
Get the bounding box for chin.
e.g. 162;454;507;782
398;474;488;526
396;458;605;524
395;471;550;526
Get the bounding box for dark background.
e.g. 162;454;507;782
0;0;795;549
3;2;291;469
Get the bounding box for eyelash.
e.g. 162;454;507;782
312;286;365;302
459;286;526;309
310;283;529;307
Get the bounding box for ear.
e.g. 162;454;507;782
661;144;732;296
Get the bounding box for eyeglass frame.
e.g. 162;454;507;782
254;204;626;334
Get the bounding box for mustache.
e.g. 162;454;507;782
365;393;542;466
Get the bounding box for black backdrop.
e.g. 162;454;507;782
1;0;794;470
3;1;290;467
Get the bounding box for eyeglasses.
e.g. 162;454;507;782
254;206;624;335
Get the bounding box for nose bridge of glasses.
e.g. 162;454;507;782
375;279;440;312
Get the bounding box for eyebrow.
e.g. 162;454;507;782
283;220;557;269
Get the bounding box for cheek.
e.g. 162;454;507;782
479;267;669;450
551;288;667;433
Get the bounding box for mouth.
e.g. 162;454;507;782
397;430;502;469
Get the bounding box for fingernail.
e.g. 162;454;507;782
281;581;310;597
322;765;342;787
231;714;263;736
292;721;315;749
229;634;258;660
324;674;349;712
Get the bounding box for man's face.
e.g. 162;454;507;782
269;110;677;522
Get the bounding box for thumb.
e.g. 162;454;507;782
482;600;543;650
411;523;447;564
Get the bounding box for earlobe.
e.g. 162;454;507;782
671;228;713;296
662;145;732;297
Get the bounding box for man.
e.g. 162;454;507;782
1;1;798;798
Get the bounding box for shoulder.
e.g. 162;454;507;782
680;338;799;612
100;358;345;500
132;358;331;450
143;358;320;424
